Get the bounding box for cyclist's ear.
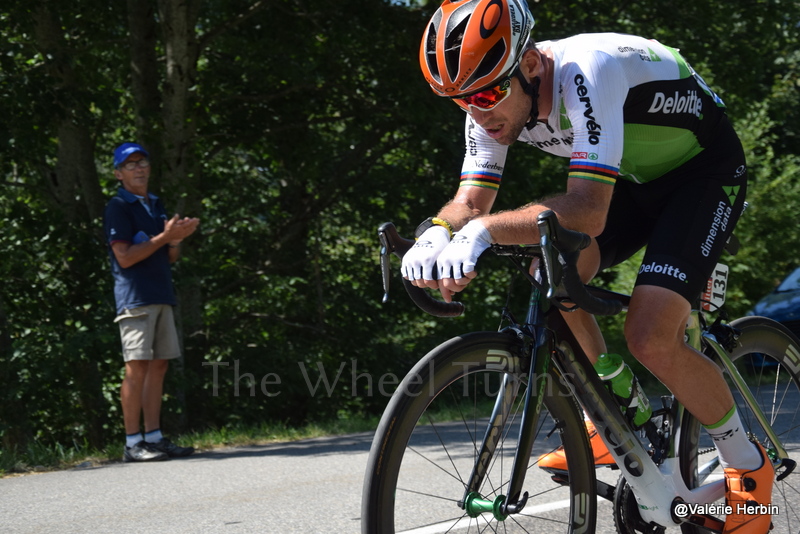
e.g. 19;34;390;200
519;48;541;78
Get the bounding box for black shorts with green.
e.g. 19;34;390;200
596;117;747;304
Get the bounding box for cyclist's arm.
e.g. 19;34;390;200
437;178;612;300
436;184;498;231
479;178;613;244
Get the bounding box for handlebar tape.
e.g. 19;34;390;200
538;211;623;316
402;278;465;317
561;256;624;316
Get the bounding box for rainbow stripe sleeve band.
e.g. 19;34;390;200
459;171;502;191
568;161;618;185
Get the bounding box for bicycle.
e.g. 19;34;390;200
361;210;800;533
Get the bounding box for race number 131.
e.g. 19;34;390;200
702;263;729;312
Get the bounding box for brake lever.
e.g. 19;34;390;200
379;229;392;303
536;218;558;299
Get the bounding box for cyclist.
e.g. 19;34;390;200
403;0;772;531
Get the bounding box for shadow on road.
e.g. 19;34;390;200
181;430;376;463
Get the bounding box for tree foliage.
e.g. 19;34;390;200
1;0;798;452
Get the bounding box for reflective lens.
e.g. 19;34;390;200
452;76;513;112
119;159;150;171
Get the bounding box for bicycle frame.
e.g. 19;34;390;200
465;290;792;529
376;216;791;530
700;320;790;462
551;308;721;528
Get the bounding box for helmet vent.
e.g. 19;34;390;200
462;38;507;91
476;38;507;78
444;16;470;83
425;23;441;83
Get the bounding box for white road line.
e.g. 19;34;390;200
398;498;575;534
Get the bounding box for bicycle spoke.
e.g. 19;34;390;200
362;333;597;533
406;442;467;488
423;413;469;488
397;485;463;503
682;317;800;534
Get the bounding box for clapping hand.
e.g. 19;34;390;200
165;214;200;245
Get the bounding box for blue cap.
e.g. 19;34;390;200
113;142;150;168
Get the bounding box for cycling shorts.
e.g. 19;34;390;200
596;116;747;304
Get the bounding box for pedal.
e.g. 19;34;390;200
540;468;617;502
776;457;797;481
539;467;569;486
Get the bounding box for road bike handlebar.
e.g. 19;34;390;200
378;222;465;317
378;210;624;318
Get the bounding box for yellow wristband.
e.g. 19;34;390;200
431;217;454;238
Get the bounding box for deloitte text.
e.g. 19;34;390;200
638;262;688;282
647;90;702;118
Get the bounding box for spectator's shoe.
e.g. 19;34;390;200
537;420;615;472
722;442;774;533
123;441;169;463
148;437;195;458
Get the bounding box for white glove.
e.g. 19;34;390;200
401;225;451;281
437;220;492;280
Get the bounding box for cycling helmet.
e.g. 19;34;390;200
420;0;535;97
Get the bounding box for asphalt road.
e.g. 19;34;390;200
0;431;620;534
0;433;374;534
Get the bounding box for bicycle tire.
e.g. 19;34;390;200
679;316;800;534
361;331;597;533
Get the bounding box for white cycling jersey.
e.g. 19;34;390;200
460;33;727;191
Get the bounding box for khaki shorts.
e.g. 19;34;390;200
115;304;181;362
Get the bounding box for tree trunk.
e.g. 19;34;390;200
157;0;201;208
33;5;104;224
126;0;163;175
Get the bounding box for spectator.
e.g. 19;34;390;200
103;142;200;462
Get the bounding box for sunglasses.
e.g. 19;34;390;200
452;75;513;112
118;159;151;171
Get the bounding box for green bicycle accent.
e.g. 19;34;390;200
464;492;507;521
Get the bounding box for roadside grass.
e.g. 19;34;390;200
0;416;381;478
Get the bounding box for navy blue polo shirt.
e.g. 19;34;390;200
103;188;176;314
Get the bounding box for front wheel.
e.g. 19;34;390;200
361;331;597;533
680;316;800;534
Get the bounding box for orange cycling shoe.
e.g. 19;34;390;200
722;442;774;534
537;419;616;471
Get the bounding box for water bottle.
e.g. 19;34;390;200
594;353;652;428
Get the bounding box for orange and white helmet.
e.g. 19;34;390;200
420;0;535;97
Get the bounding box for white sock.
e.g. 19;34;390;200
126;433;143;448
144;429;163;443
705;407;761;470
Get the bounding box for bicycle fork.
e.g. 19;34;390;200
460;326;552;520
